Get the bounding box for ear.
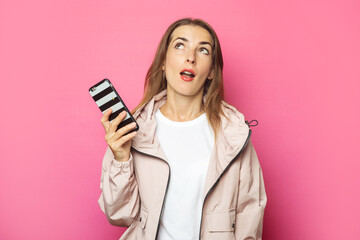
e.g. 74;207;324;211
208;68;214;80
162;62;165;71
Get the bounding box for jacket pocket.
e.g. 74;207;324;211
136;206;149;239
207;208;236;240
138;206;148;229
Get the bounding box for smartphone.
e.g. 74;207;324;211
89;79;139;133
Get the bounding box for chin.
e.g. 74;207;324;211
171;86;205;98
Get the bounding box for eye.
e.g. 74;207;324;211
199;48;210;55
175;43;184;49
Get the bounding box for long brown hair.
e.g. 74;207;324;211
133;18;225;136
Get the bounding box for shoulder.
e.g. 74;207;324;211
220;101;248;128
216;101;251;146
215;101;252;154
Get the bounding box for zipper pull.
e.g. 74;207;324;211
245;119;258;128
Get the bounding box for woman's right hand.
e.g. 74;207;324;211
101;109;137;162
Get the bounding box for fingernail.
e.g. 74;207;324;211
130;122;136;127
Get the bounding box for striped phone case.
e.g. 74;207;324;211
89;79;139;133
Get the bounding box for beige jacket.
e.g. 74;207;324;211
98;90;267;240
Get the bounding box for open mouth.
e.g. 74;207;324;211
180;69;196;81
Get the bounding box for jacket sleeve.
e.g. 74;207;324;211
98;147;140;227
235;140;267;240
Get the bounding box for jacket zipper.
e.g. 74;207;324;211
198;129;252;240
131;147;171;240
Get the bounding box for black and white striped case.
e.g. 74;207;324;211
89;79;139;133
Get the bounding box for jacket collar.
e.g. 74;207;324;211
131;90;168;158
131;90;250;193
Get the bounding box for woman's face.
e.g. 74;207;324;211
163;25;214;98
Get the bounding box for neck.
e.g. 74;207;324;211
160;88;204;122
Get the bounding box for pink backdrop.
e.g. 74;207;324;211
1;0;359;239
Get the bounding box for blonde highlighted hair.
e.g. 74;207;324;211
133;18;225;136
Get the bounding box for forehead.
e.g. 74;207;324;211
170;25;213;45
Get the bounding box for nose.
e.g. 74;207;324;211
186;50;196;64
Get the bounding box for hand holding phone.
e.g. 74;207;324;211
101;108;136;162
89;79;139;162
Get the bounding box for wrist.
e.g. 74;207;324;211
114;154;130;162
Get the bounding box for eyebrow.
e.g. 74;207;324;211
173;37;213;47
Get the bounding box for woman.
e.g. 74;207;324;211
98;18;267;240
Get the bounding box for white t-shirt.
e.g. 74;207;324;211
155;109;214;240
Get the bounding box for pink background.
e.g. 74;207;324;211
1;0;359;239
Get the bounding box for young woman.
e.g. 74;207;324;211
98;18;267;240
